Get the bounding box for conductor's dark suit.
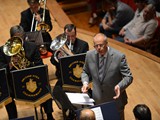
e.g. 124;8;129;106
0;41;53;119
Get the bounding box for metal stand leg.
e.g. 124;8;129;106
35;107;38;120
40;106;44;120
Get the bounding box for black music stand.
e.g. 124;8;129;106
52;86;77;120
25;31;44;46
11;65;52;120
59;53;86;92
0;68;12;107
76;101;120;120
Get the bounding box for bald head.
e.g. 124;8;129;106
80;109;96;120
93;33;108;56
93;33;108;44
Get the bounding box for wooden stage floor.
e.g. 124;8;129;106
0;0;160;119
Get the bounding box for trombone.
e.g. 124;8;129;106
30;0;50;32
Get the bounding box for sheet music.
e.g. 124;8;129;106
65;92;94;105
91;107;104;120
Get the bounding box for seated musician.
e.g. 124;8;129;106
0;25;54;120
50;24;89;87
20;0;53;53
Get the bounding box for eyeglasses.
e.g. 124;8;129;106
94;44;105;49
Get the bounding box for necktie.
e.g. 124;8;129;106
99;56;105;81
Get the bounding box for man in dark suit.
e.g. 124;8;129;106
20;0;53;52
81;33;133;120
0;25;54;120
50;24;89;87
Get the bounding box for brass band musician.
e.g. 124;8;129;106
20;0;53;53
0;25;54;120
50;24;89;87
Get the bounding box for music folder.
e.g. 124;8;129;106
59;53;86;90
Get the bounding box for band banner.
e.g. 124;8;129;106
0;68;12;107
11;65;51;105
59;53;86;88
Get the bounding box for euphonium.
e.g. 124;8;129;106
3;36;30;70
50;34;73;62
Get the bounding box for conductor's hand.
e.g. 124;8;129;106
81;84;89;93
113;85;120;99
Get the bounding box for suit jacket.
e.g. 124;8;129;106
81;47;133;110
20;8;53;51
50;37;89;78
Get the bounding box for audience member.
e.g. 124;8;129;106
50;24;89;87
0;25;54;120
117;4;158;49
133;104;152;120
87;0;103;25
148;0;160;12
20;0;53;52
79;108;96;120
118;0;148;40
99;0;134;38
81;33;133;120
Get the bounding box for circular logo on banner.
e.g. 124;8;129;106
68;60;84;83
21;75;42;97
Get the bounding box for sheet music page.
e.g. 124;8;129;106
65;92;94;105
91;107;104;120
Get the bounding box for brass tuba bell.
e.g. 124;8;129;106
3;36;30;70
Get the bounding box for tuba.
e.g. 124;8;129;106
3;36;30;70
50;34;73;62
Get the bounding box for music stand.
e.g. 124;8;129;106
59;53;86;92
25;31;44;46
52;86;77;120
0;68;12;107
11;65;52;120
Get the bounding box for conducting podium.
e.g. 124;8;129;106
59;53;86;92
0;68;12;107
